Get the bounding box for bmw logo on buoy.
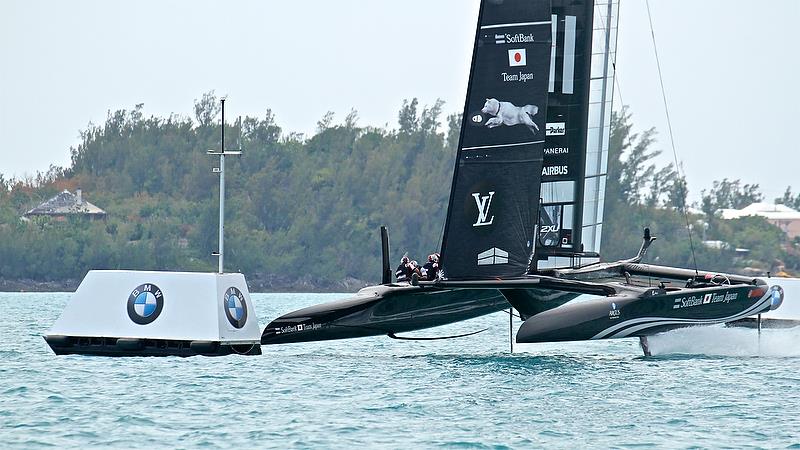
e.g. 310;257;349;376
126;284;164;325
224;287;248;328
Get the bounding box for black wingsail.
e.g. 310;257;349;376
536;0;619;269
440;0;553;280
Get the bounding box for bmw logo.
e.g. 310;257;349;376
224;287;248;328
127;283;164;325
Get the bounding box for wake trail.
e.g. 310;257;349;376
647;325;800;357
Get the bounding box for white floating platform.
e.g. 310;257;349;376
45;270;262;356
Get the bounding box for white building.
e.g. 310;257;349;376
720;203;800;239
23;189;106;221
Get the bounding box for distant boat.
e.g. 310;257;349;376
261;0;785;355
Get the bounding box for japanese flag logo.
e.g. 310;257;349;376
508;49;526;67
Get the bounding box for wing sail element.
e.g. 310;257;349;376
536;0;619;269
440;0;554;280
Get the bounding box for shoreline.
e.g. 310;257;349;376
0;274;372;294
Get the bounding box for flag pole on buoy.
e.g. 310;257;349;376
208;98;242;274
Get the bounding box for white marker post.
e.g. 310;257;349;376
208;98;241;274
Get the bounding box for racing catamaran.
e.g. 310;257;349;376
261;0;783;354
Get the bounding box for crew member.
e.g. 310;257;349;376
421;253;440;281
409;260;423;279
395;256;412;282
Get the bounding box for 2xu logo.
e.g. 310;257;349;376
127;283;164;325
472;191;495;227
540;224;560;234
224;287;248;329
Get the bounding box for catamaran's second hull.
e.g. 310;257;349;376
261;285;509;344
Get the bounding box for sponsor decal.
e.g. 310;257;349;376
562;229;572;243
480;98;540;134
508;49;526;67
275;323;322;335
609;302;620;320
471;114;484;124
672;291;739;309
494;33;535;45
542;166;568;176
540;224;559;234
127;283;164;325
501;71;535;83
477;247;508;265
224;286;248;328
472;191;495;227
543;147;569;155
545;122;566;136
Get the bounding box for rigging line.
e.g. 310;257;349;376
644;0;699;276
593;3;626;108
613;63;625;108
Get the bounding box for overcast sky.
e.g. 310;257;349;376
1;0;798;203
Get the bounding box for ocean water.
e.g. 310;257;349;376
2;292;799;449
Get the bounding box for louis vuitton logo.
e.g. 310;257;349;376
472;191;495;227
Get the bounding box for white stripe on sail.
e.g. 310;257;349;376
462;140;544;151
548;14;557;93
481;21;550;30
562;15;576;94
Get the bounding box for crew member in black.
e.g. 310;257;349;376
421;253;440;281
395;256;412;282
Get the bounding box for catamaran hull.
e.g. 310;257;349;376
261;285;509;344
516;284;783;343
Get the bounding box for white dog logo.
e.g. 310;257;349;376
481;98;540;134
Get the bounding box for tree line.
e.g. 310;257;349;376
1;93;797;289
603;107;799;274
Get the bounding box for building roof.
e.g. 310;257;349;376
720;202;800;221
24;190;106;217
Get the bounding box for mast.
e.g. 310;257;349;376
208;98;242;274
